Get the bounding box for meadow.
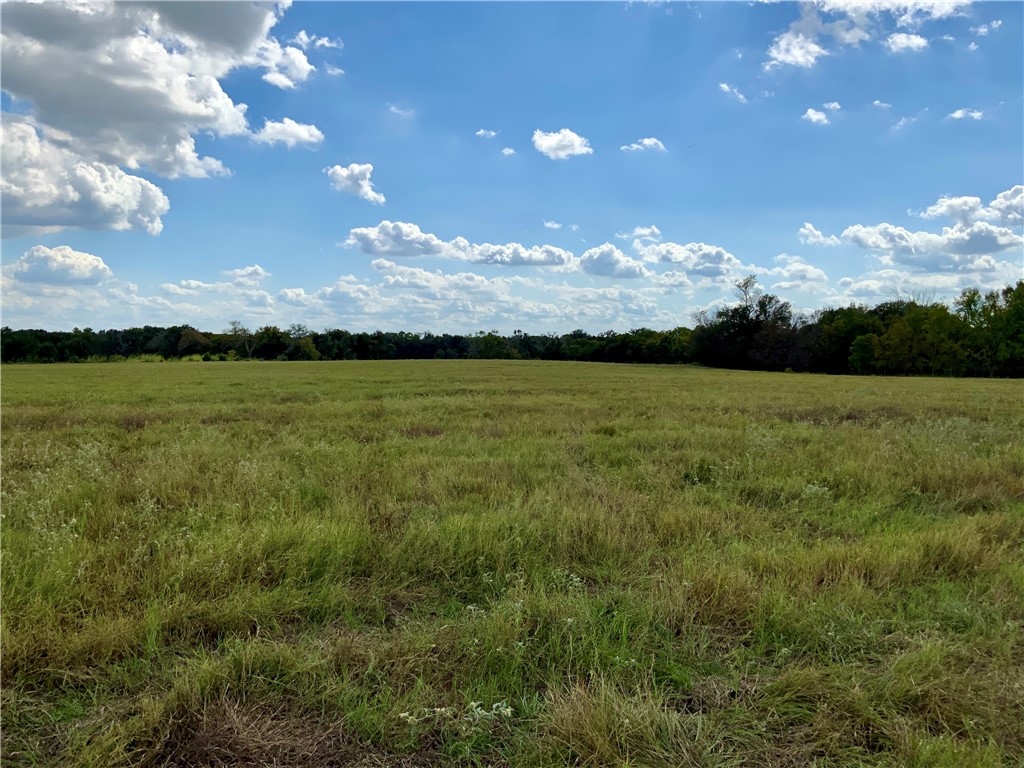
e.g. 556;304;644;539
1;360;1022;767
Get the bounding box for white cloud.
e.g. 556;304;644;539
764;2;968;72
986;186;1024;226
967;41;979;51
633;241;748;279
579;244;650;279
815;1;971;28
971;20;1001;36
921;186;1023;227
620;137;667;152
835;263;1018;303
803;108;830;125
501;147;516;156
765;31;829;69
476;129;498;138
763;254;830;291
5;245;112;284
345;221;447;257
544;220;563;229
0;1;325;235
823;101;842;111
325;65;345;76
616;225;662;242
947;108;983;120
892;116;917;131
0;2;265;178
841;185;1024;270
325;163;386;205
885;32;928;52
223;265;270;287
798;222;841;246
291;30;342;49
533;129;594;160
842;222;1021;267
388;104;415;118
718;82;747;103
251;118;325;147
259;42;316;90
1;117;170;237
463;242;576;267
872;100;893;108
344;221;575;267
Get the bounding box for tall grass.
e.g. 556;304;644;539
2;361;1022;766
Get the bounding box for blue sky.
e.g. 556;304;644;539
1;0;1021;333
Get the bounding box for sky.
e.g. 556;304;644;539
1;0;1022;334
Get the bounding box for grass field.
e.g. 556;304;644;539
2;361;1022;767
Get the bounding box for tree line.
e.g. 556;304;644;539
3;279;1021;376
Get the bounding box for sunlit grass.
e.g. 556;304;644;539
2;361;1022;766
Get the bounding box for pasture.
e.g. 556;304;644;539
1;361;1022;767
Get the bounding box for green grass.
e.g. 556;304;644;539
2;361;1022;767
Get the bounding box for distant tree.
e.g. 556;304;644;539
690;276;797;371
177;326;213;356
226;321;255;358
252;326;290;360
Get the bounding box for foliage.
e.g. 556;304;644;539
1;280;1021;376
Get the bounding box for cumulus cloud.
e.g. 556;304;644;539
620;137;667;152
291;30;342;49
920;186;1023;226
325;64;345;76
544;220;563;229
345;221;447;257
501;147;516;156
325;163;386;205
464;242;576;267
579;244;649;279
5;245;113;284
764;2;968;72
533;129;593;160
971;20;1001;36
885;32;928;52
835;263;1018;303
719;83;747;103
823;101;842;111
1;117;170;237
872;100;893;108
388;104;415;118
616;225;662;242
223;265;270;287
476;129;498;138
765;31;829;69
798;222;841;246
892;116;917;131
344;221;575;267
947;108;983;120
840;185;1024;270
763;254;830;291
633;240;749;279
159;263;275;315
260;43;316;90
803;108;830;125
251;118;325;147
0;1;319;235
812;1;971;30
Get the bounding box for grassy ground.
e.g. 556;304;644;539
1;360;1022;767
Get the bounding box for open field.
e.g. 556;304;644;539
2;361;1023;767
